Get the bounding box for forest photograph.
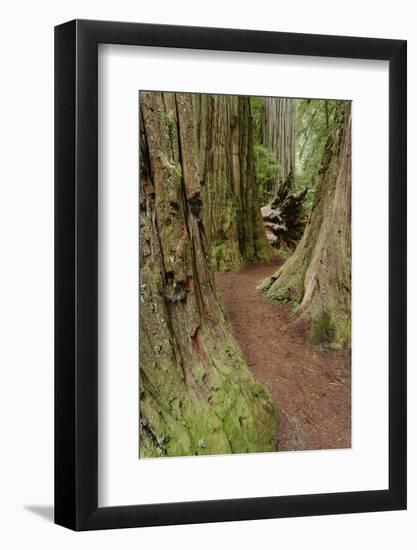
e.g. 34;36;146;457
139;91;351;459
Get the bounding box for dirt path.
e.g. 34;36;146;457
215;257;351;452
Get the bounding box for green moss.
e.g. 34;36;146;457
160;108;176;140
260;266;351;349
310;311;335;344
207;192;273;271
266;287;293;303
291;301;301;313
257;277;273;293
211;239;243;272
259;260;304;305
139;326;277;458
310;311;351;349
328;315;351;350
253;238;274;263
160;154;182;178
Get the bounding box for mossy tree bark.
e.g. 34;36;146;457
193;94;273;271
261;97;296;194
259;102;351;349
139;91;277;457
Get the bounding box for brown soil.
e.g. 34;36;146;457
215;257;351;452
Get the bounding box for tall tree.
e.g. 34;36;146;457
261;97;296;194
259;97;306;249
295;99;338;209
139;91;277;457
259;101;351;349
192;94;273;271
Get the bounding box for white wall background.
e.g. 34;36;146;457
0;0;414;548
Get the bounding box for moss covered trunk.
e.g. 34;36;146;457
193;94;273;271
139;91;277;457
259;101;351;349
261;97;296;194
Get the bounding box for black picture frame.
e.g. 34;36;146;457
55;19;407;531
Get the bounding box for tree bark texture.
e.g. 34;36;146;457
261;97;296;195
259;102;351;349
260;97;306;249
193;94;273;271
139;92;277;457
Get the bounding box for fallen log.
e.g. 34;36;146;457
261;187;307;250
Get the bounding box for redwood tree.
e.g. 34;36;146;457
193;94;273;271
259;97;306;249
259;101;351;349
261;97;296;194
139;91;277;457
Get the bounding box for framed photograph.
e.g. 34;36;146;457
55;19;406;530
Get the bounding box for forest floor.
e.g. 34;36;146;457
215;257;351;452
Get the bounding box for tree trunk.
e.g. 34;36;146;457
259;102;351;349
261;97;296;194
139;91;277;457
193;94;273;271
260;97;306;249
